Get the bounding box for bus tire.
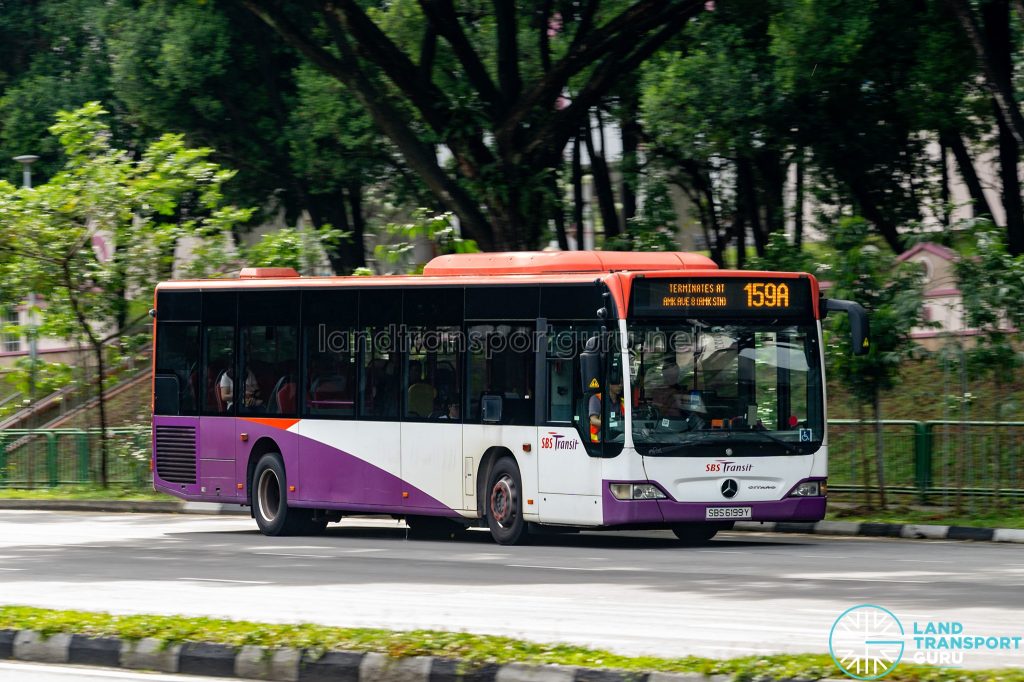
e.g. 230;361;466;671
486;458;527;545
671;523;720;544
252;453;308;536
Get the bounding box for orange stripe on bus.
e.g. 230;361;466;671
240;417;300;431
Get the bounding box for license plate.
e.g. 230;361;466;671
705;506;752;520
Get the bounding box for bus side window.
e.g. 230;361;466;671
363;344;400;418
301;290;358;418
467;324;535;425
154;322;199;415
203;325;235;414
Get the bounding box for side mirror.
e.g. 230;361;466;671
824;298;870;356
481;395;503;423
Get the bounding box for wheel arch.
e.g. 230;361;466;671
246;437;283;510
475;446;517;518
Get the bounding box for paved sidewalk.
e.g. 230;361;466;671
1;498;1022;543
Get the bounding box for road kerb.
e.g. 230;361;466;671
119;636;180;673
12;630;70;664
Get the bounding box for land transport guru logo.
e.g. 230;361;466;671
829;605;905;680
829;604;1023;679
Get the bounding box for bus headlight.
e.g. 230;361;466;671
610;483;667;500
789;481;824;497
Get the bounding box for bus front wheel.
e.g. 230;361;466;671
487;458;527;545
252;453;324;536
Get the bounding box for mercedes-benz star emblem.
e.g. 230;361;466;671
721;479;738;498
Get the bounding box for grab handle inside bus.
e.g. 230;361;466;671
824;298;870;356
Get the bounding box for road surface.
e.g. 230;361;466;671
0;660;254;681
0;510;1021;669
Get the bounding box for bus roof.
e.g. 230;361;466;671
421;251;718;275
156;253;819;318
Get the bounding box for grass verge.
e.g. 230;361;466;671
828;504;1024;529
0;606;1020;681
0;486;164;501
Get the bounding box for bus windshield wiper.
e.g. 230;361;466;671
742;428;805;455
644;436;705;456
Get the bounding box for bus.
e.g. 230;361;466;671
151;251;867;545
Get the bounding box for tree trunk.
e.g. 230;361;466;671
948;0;1024;146
572;135;585;250
993;376;1002;511
873;389;887;510
995;103;1024;254
754;148;786;238
92;340;109;488
347;181;367;269
737;157;766;256
794;149;805;249
858;402;872;507
956;351;967;514
619;85;641;227
307;191;363;274
941;129;994;219
584;115;620;243
733;167;748;269
939;136;951;227
549;172;570;251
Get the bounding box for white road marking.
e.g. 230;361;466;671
254;552;334;558
178;578;270;584
506;564;638;572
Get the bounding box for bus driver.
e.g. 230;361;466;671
588;377;624;443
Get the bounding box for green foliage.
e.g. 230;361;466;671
953;218;1024;387
2;358;74;398
0;102;250;483
747;232;821;274
604;173;679;252
0;606;1020;681
374;210;479;274
245;225;345;276
820;217;929;404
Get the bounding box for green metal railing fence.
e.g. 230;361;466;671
829;419;1024;503
0;428;151;487
1;421;1023;501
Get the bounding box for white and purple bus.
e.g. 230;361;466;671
151;251;866;544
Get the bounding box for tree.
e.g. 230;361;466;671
241;0;711;251
953;218;1024;510
821;217;928;509
642;0;791;266
0;103;251;485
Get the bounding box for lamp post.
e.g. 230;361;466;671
13;155;39;410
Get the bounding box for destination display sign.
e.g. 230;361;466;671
631;277;813;318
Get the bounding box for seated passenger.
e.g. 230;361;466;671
218;367;263;411
407;360;436;417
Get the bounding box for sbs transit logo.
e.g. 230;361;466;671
541;432;578;451
829;605;905;680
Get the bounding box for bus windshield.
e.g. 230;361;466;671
626;321;824;455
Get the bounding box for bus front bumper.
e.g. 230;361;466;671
601;487;826;527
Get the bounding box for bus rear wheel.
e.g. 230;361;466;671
487;458;527;545
252;453;324;536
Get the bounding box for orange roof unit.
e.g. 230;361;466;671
422;251;718;276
